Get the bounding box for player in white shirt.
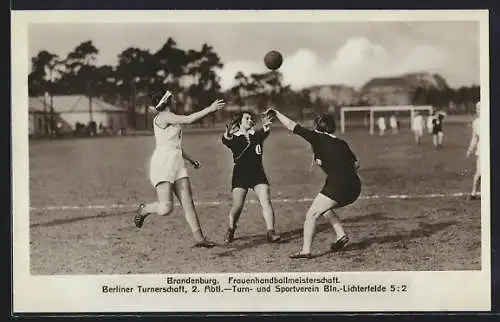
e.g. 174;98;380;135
412;112;425;144
466;102;481;200
377;116;386;136
134;90;226;248
389;115;398;134
426;113;434;134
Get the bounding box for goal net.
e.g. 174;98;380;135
340;105;434;134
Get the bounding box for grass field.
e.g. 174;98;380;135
29;122;481;274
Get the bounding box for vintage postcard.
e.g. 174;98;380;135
12;10;490;313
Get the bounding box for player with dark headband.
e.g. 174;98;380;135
134;90;225;248
263;108;361;259
222;111;281;244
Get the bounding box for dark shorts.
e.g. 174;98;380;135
432;128;443;135
320;175;361;208
231;166;269;190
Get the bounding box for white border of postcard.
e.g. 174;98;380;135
12;9;491;312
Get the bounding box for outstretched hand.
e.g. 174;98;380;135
261;114;274;128
225;121;239;135
210;99;226;111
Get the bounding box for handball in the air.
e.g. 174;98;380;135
264;50;283;70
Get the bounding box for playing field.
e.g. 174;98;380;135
29;122;482;274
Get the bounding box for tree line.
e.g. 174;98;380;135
29;38;321;128
29;38;479;127
29;38;227;111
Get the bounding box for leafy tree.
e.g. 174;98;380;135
154;37;187;95
63;40;100;95
186;44;224;122
28;50;60;96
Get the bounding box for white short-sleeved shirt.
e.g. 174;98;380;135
377;117;386;129
389;116;397;128
153;114;182;150
427;116;434;129
413;115;424;130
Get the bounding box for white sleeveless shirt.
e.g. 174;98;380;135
153;114;182;151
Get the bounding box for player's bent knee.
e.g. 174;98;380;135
157;202;174;216
306;211;322;221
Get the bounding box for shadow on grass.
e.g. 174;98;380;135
216;214;456;258
311;220;457;259
216;223;332;258
357;167;391;173
343;212;389;223
30;210;131;228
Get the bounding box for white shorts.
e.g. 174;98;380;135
149;148;188;187
413;128;424;136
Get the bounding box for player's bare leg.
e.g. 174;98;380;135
470;156;481;200
173;178;215;248
224;188;247;244
432;134;438;148
135;182;174;228
438;132;444;147
322;209;347;241
254;184;281;242
290;193;348;259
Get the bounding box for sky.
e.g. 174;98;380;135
28;21;480;90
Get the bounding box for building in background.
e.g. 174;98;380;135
28;95;128;136
361;76;413;106
360;72;450;107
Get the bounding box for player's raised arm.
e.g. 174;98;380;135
157;99;225;126
261;113;273;132
264;108;297;131
222;120;239;148
265;107;318;144
254;113;273;141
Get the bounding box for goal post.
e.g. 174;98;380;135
340;105;434;134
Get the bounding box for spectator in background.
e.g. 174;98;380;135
377;116;386;136
389;115;398;134
412;112;425;144
466;102;481;200
432;111;446;148
426;112;434;134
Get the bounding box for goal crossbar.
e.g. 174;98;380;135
340;105;433;134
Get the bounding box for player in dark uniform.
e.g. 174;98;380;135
264;108;361;259
222;111;281;244
431;111;445;148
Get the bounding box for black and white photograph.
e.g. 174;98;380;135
12;10;490;312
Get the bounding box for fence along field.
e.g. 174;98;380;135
29;121;481;274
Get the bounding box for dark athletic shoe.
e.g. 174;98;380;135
289;252;313;259
468;194;480;201
134;204;148;228
224;226;236;244
330;235;349;252
194;239;216;248
267;230;281;243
